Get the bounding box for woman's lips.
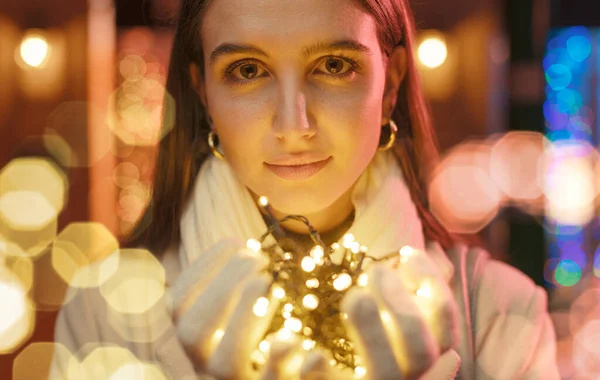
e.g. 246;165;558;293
264;157;332;181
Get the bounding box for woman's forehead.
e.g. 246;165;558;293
200;0;379;53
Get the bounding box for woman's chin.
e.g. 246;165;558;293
267;196;329;218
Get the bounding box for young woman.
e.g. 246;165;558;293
52;0;560;379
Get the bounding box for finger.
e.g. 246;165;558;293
300;349;354;380
395;249;459;353
260;339;304;380
170;238;244;320
370;264;438;378
340;287;403;380
176;252;268;366
208;274;279;379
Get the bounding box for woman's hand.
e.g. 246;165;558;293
168;237;308;380
339;242;460;380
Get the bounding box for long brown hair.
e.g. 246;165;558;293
123;0;479;256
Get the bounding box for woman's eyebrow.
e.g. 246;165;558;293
209;39;372;65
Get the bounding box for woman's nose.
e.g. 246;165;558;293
272;81;316;141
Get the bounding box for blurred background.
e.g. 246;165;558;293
1;0;600;378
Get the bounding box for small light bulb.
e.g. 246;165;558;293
259;340;271;353
301;256;316;272
329;359;337;366
380;310;392;324
357;273;368;287
212;329;225;348
310;245;325;264
399;245;415;263
283;311;291;319
343;234;355;249
360;245;368;253
302;294;319;310
246;239;262;253
303;326;313;336
258;196;269;206
350;242;360;253
416;283;433;298
302;339;316;350
355;366;367;378
331;242;340;250
253;297;269;317
276;327;293;341
306;278;320;288
285;317;303;333
272;286;285;299
341;313;348;320
283;303;294;313
284;252;293;260
333;273;352;291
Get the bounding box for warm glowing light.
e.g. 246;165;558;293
310;245;324;264
399;246;415;263
284;252;293;260
418;36;448;68
258;196;269;207
246;239;262;253
20;33;50;68
259;340;271;353
213;329;225;344
343;234;355;248
253;297;269;317
357;273;368;287
302;339;316;350
283;303;294;313
302;294;319;310
99;249;165;314
272;285;285;299
333;273;352;291
285;317;303;333
355;366;367;378
416;283;433;298
301;256;316;272
306;278;320;288
276;327;293;341
380;310;393;324
350;242;360;254
0;281;27;337
545;142;596;225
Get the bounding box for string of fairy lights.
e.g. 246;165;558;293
218;196;433;378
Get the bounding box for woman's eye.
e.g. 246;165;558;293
238;63;260;79
223;60;265;83
317;56;359;79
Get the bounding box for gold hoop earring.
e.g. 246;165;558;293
378;119;398;152
208;131;226;160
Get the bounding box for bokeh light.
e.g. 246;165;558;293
18;31;50;68
429;141;502;233
51;222;119;288
418;35;448;69
0;267;34;354
13;342;81;380
107;53;174;146
99;249;165;314
0;157;67;228
489;132;546;209
554;260;582;287
544;141;597;225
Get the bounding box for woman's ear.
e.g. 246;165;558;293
189;62;208;108
381;46;408;124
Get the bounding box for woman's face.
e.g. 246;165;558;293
197;0;389;216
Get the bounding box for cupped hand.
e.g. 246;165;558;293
169;237;311;380
337;241;460;380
